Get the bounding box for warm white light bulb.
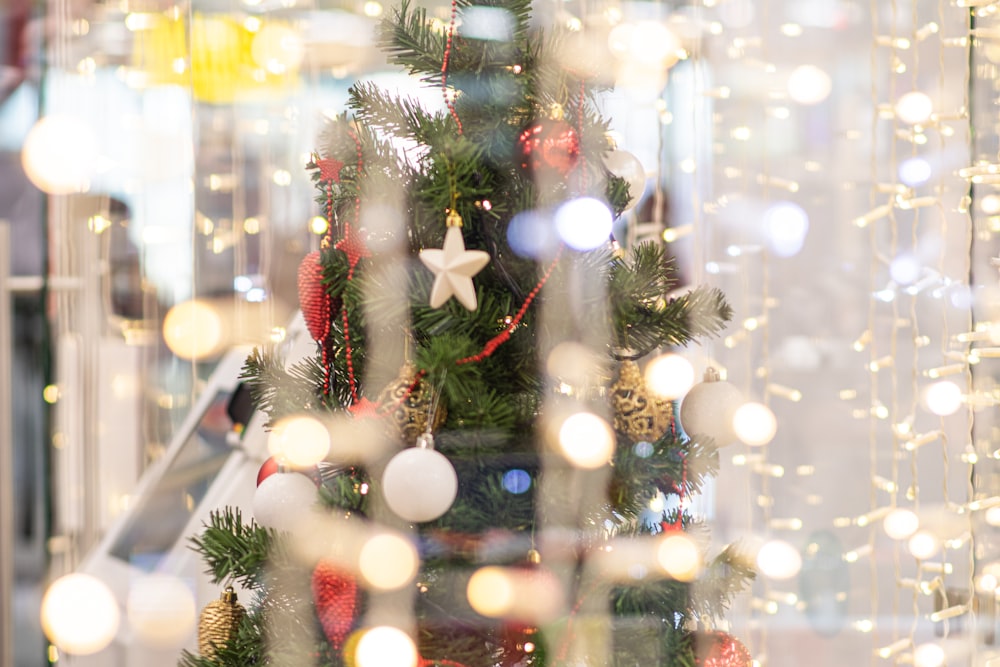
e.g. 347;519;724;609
268;415;331;467
162;300;224;360
923;381;963;416
22;114;100;194
657;533;702;582
908;530;940;560
756;540;802;580
354;626;418;667
787;65;832;105
895;91;933;125
558;412;615;468
913;642;945;667
986;506;1000;527
882;508;919;540
467;567;515;617
41;574;120;655
644;354;694;400
981;194;1000;215
359;533;418;591
732;402;777;446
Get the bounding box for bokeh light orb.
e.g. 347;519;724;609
908;530;940;560
467;566;514;617
923;381;963;416
890;254;921;285
555;197;613;251
41;573;120;655
896;91;933;125
126;574;197;648
162;300;224;360
913;643;945;667
268;415;331;467
354;626;418;667
787;65;832;105
732;402;777;446
899;157;932;187
359;533;418;590
22;114;100;195
507;210;557;258
883;508;919;540
657;533;702;582
558;412;614;468
756;540;802;580
762;202;809;257
644;354;694;400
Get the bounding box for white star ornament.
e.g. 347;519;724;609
419;226;491;310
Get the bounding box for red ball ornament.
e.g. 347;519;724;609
257;457;280;487
694;631;752;667
312;560;359;650
516;119;580;178
298;250;331;342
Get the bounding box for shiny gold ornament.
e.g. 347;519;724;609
198;586;245;657
610;360;673;442
377;363;447;445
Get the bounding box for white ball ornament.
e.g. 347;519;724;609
382;436;458;523
253;471;318;529
604;149;646;212
679;368;743;447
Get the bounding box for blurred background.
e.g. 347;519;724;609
2;0;1000;665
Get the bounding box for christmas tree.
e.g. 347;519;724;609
181;0;753;664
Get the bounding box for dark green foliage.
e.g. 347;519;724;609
189;0;751;665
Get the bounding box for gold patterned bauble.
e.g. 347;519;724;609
198;586;245;657
376;363;447;445
610;360;673;442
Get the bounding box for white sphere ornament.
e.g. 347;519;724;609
604;149;646;211
381;436;458;523
41;573;120;655
679;368;743;447
253;471;317;529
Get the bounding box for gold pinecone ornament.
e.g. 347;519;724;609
377;363;447;444
610;360;673;442
198;586;245;657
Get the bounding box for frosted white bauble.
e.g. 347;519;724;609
253;472;317;529
41;573;120;655
382;448;458;523
679;373;743;447
604;149;646;211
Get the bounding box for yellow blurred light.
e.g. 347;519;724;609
643;353;694;399
787;65;832;105
243;217;261;234
896;91;933;125
43;385;60;404
467;567;514;617
251;24;305;74
363;1;383;16
162;299;224;361
908;531;940;559
310;216;330;235
273;169;292;186
41;574;120;655
268;415;330;467
657;533;702;581
243;16;262;32
923;381;963;416
359;534;418;590
87;215;112;234
354;626;418;667
557;412;614;469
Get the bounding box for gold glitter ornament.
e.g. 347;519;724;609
610;360;673;442
376;363;447;445
198;586;245;657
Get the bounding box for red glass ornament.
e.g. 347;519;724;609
298;251;330;342
516;119;580;178
257;457;280;487
694;631;752;667
312;560;359;650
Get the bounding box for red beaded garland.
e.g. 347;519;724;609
312;561;359;650
694;631;753;667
